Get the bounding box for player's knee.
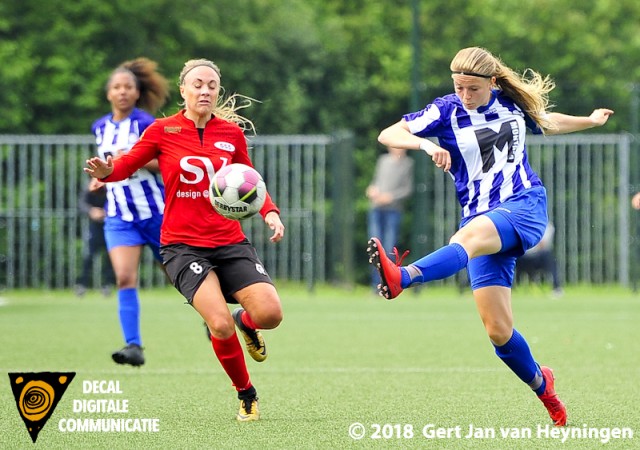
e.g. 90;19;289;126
487;329;513;347
206;315;236;340
448;234;472;256
265;307;283;329
115;272;137;289
484;322;513;346
252;303;283;329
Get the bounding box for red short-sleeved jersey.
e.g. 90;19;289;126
102;110;279;247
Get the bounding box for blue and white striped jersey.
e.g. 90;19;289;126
91;108;165;222
404;90;543;219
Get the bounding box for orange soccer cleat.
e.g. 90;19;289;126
538;366;567;426
367;237;409;300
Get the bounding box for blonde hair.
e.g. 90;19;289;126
110;57;170;114
450;47;556;131
179;58;256;134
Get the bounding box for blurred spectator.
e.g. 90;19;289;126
632;192;640;210
75;181;115;297
366;146;414;290
516;222;562;296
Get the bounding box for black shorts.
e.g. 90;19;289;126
160;239;273;304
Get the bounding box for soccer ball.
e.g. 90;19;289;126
209;163;267;220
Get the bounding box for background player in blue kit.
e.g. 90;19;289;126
92;57;170;366
369;47;613;426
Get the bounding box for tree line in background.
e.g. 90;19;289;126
2;0;638;137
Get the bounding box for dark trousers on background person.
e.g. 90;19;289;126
515;250;561;291
76;220;115;295
368;207;402;289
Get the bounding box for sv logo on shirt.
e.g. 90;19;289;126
179;156;216;185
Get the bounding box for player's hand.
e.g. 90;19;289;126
427;147;451;172
264;211;285;243
632;192;640;210
88;207;106;221
88;177;106;192
375;192;393;206
84;156;114;179
365;185;379;200
589;108;614;127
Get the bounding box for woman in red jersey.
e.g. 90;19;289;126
84;59;285;422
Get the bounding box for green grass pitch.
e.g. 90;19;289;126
0;283;638;449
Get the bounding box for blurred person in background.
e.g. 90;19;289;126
366;146;413;291
370;46;613;426
84;58;285;422
75;181;115;297
631;192;640;210
516;222;562;297
92;57;169;367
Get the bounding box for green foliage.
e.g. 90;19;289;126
1;0;638;135
2;0;639;286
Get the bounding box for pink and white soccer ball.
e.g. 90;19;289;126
209;163;267;220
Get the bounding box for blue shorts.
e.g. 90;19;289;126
462;187;548;290
104;215;163;262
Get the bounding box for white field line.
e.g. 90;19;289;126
0;366;503;376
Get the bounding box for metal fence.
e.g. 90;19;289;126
0;133;633;290
0;134;344;290
416;133;632;286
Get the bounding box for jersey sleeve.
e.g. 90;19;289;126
259;192;280;218
102;122;161;182
229;131;280;218
90;117;104;136
525;112;544;135
137;110;156;133
403;97;450;138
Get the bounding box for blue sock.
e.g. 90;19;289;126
400;243;469;288
494;329;545;394
118;288;141;346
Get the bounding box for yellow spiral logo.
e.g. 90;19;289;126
9;371;76;444
18;380;55;422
